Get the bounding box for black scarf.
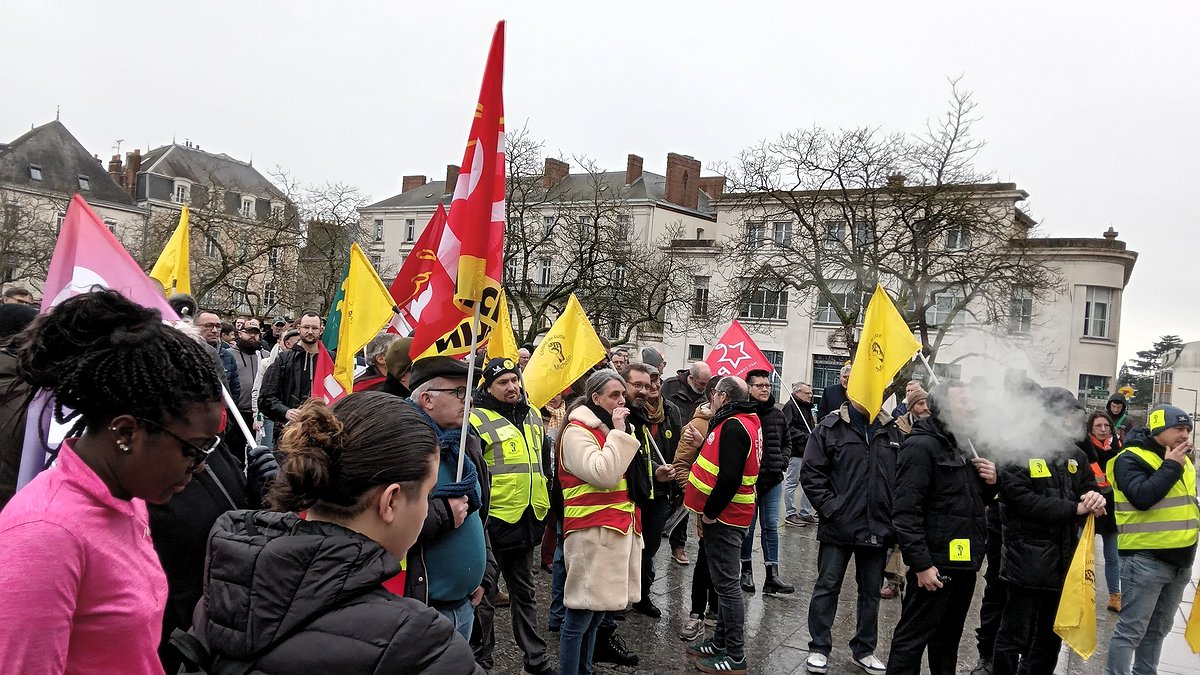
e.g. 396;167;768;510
584;402;652;507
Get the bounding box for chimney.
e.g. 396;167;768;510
664;153;702;210
625;154;643;185
124;149;142;198
543;158;569;189
444;165;460;196
108;154;124;188
402;175;427;193
886;174;907;188
1103;227;1119;240
697;176;726;198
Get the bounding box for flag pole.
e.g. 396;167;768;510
220;384;258;474
456;302;484;481
916;351;979;458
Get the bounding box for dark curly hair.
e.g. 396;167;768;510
269;392;437;519
16;289;223;428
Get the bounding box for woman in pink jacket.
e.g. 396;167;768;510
0;290;225;674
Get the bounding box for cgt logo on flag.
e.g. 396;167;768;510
711;341;753;376
703;320;774;379
865;332;886;372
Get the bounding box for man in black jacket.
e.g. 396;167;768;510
801;401;903;675
817;365;852;420
782;381;818;527
886;381;998;675
258;311;322;443
663;361;711;421
739;370;794;595
990;387;1102;675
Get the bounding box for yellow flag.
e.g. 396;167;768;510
846;285;922;420
149;205;190;295
332;243;397;392
487;289;519;362
1186;584;1200;653
524;294;605;409
1054;515;1097;658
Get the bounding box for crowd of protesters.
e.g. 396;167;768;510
0;289;1196;675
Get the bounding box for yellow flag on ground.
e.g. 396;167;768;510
1054;515;1097;659
1186;585;1200;653
846;285;922;419
330;243;398;392
487;289;519;362
149;205;190;295
524;294;605;408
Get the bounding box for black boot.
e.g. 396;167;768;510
762;565;795;595
593;625;639;667
740;561;755;593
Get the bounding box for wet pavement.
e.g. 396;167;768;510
491;515;1200;674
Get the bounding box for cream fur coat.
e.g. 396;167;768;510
559;405;643;611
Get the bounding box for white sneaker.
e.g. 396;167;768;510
806;652;828;674
853;653;886;675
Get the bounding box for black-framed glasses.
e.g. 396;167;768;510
426;386;469;401
135;417;220;468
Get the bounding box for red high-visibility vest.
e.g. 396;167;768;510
684;413;762;527
559;421;641;538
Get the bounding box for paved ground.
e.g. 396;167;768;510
491;515;1199;674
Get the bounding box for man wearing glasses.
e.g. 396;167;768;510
195;310;240;415
739;370;795;596
1;287;34;306
230;319;267;452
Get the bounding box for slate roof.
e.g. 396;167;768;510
0;121;137;207
139;143;286;200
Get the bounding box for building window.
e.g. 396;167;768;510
268;246;280;266
405;219;416;242
1078;374;1111;401
205;235;219;257
933;362;962;381
812;354;845;405
103;219;116;234
610;264;626;287
55;212;66;234
373;219;384;242
270;203;284;221
746;222;766;250
174;182;190;204
1;203;19;230
240;197;254;218
29;165;42;181
696;227;704;239
607;316;621;340
232;278;248;310
616;214;633;240
1084;286;1112;338
854;221;876;248
946;223;970;251
543;215;555;236
688;344;705;362
577;215;594;239
78;175;91;191
823;220;845;251
762;350;785;399
693;276;711;317
816;282;855;324
1009;286;1033;334
739;287;789;321
1;260;15;283
539;258;552;287
263;282;277;309
772;221;792;247
370;254;382;269
926;287;964;326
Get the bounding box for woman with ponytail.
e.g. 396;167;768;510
196;392;483;674
0;290;226;674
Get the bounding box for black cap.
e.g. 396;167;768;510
481;357;520;390
409;356;470;390
272;316;287;326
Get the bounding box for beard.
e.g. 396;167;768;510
236;336;260;352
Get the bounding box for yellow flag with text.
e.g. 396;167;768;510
149;205;191;295
487;289;519;362
524;295;605;409
1054;515;1097;659
846;285;922;419
331;243;398;392
1186;584;1200;653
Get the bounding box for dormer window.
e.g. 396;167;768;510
173;181;190;205
29;165;42;181
240;197;254;218
78;175;90;191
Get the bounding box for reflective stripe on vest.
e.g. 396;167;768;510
558;421;640;537
1108;446;1199;550
683;412;762;527
469;407;550;524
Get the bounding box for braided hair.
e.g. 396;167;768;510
17;289;223;428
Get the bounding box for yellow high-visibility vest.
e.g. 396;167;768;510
469;407;550;524
1109;446;1199;550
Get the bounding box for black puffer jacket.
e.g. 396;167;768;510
894;416;997;573
754;396;789;489
997;446;1096;590
258;344;317;427
781;395;815;458
801;405;901;547
198;511;482;674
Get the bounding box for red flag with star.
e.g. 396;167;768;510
705;320;774;378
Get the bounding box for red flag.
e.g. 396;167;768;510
410;21;506;358
311;343;347;406
387;203;453;335
704;320;775;378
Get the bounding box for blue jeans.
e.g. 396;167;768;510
741;481;782;566
559;607;604;675
783;456;816;518
1100;531;1120;594
1104;553;1191;675
436;598;474;642
549;535;566;631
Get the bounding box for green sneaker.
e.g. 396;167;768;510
686;638;726;658
696;653;748;673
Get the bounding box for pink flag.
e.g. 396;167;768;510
42;194;178;317
311;342;347;406
704;320;775;378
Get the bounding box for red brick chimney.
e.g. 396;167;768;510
625;154;643;186
444;165;460;196
124;149;142;198
543;158;569;189
108;154;125;188
697;176;726;198
664;153;702;210
402;175;427;193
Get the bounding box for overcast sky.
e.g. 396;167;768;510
3;1;1196;366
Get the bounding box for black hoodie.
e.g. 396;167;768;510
197;510;482;674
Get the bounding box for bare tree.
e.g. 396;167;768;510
0;192;71;288
713;81;1060;366
292;180;387;314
